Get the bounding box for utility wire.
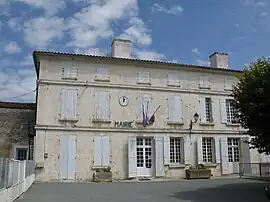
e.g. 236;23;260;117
0;90;36;101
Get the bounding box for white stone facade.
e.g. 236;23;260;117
33;40;263;182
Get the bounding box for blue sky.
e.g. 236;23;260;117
0;0;269;102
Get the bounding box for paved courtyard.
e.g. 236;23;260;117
18;178;269;202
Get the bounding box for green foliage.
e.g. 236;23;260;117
232;57;270;154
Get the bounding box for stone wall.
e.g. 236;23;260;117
0;102;36;158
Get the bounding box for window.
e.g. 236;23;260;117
202;138;214;163
95;67;110;81
94;91;110;120
16;148;28;160
62;67;78;79
170;137;183;164
226;99;237;123
137;72;151;84
228;138;240;162
60;89;78;120
94;136;110;166
205;98;213;122
199;76;211;89
167;73;181;87
137;94;152;120
167;95;183;123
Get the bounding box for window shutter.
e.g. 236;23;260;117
219;98;227;123
214;136;221;164
62;67;71;78
99;92;110;120
94;136;102;166
60;89;69;119
197;136;203;164
67;135;76;180
206;78;211;88
102;136;110;166
163;136;170;165
241;137;251;173
136;94;143;120
70;67;78;78
94;92;101;119
128;136;137;178
154;136;164;177
69;89;77;119
184;135;191;165
220;136;229;174
167;73;180;86
199;76;204;87
96;67;109;80
137;72;150;84
168;95;183;122
60;135;68;179
199;97;206;123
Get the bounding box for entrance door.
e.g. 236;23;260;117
136;137;153;178
60;135;76;181
228;138;240;174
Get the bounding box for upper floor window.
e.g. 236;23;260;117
137;72;151;84
199;97;213;123
167;95;183;124
199;76;211;89
62;66;78;80
167;73;181;87
224;78;236;91
95;67;110;82
93;91;111;121
60;88;78;121
226;99;237;123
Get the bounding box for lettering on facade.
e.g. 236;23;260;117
114;121;133;128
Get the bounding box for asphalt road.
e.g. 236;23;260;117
18;178;269;202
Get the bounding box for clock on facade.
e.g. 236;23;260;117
119;96;129;107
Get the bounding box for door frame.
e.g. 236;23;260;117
227;138;240;174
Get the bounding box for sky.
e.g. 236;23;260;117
0;0;269;103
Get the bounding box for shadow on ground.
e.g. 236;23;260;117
172;181;269;202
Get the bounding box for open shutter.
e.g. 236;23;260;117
241;137;251;173
163;136;170;165
214;136;221;164
94;136;102;166
199;97;206;123
184;135;191;165
70;90;77;119
67;135;76;180
60;135;68;179
94;92;101;119
60;89;69;119
155;136;164;177
102;136;110;166
219;98;227;123
100;92;110;120
197;136;203;164
128;136;137;178
220;136;229;174
136;94;143;120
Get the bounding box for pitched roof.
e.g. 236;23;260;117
33;50;242;74
0;101;36;110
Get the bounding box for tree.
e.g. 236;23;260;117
232;57;270;154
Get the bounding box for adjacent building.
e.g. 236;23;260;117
33;39;262;182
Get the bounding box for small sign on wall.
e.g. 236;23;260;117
114;121;133;128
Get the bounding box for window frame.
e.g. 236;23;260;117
169;137;183;164
225;99;237;123
202;137;215;163
12;144;28;160
205;97;213;122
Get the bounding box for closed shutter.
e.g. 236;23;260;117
67;135;76;180
197;136;203;164
94;136;102;166
60;135;68;179
184;135;191;165
70;67;78;78
214;136;221;164
69;89;77;119
99;92;110;120
219;98;227;123
220;136;229;174
199;97;206;123
168;95;183;122
128;136;137;178
137;72;150;84
154;136;164;177
60;89;69;119
96;67;109;80
102;136;110;166
62;67;71;78
167;73;180;86
163;136;170;165
199;76;204;87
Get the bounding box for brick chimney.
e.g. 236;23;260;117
209;52;228;69
111;39;132;59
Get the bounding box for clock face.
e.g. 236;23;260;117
119;96;129;107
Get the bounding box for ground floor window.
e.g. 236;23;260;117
202;137;214;163
228;138;240;162
169;137;183;164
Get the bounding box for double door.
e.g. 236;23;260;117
228;138;240;174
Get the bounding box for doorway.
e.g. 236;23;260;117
228;138;240;174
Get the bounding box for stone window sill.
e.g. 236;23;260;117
167;121;184;125
168;164;186;168
203;163;217;168
199;122;215;126
136;81;151;85
198;85;211;90
94;77;110;82
61;77;78;80
92;119;111;124
226;123;240;126
59;118;78;122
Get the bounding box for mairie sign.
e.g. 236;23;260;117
114;121;133;128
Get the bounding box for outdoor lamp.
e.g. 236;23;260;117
193;113;199;123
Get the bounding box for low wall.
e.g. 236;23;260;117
0;174;35;202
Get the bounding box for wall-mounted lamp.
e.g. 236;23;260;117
189;113;199;142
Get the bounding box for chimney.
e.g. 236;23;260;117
111;39;132;58
209;52;229;69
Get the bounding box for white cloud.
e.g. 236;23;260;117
191;48;200;55
23;16;66;47
196;59;210;66
7;18;22;32
136;51;165;61
4;41;21;54
151;3;183;16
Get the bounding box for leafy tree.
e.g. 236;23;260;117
232;57;270;154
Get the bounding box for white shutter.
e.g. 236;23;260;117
96;67;109;80
206;78;211;88
69;89;77;119
62;67;71;78
94;92;101;119
67;135;76;180
168;95;183;122
197;136;203;164
94;136;102;166
137;72;150;84
154;136;164;177
128;136;137;178
136;94;143;120
199;76;204;87
99;92;110;120
163;136;170;165
214;136;221;164
199;97;206;123
60;89;69;119
60;135;68;179
70;67;78;78
102;136;110;166
167;73;180;86
219;98;227;123
220;136;229;174
184;135;191;165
